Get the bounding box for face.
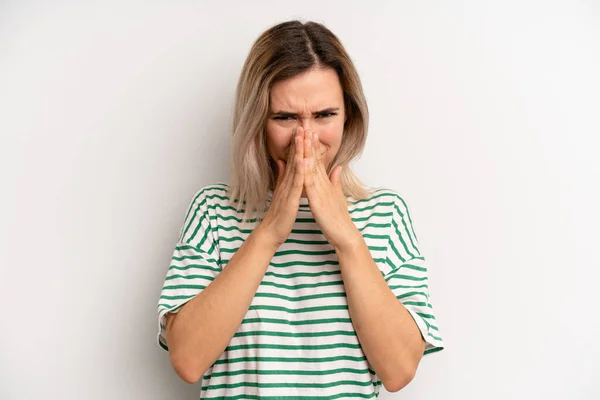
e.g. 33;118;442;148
266;67;346;177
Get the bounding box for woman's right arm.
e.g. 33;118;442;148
165;127;306;384
165;224;279;384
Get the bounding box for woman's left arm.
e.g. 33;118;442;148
301;130;425;392
335;231;425;393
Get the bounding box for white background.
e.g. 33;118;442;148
1;1;599;399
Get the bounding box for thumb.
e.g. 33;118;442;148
330;165;343;190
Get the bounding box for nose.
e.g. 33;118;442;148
296;118;314;132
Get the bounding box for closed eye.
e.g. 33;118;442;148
273;112;337;121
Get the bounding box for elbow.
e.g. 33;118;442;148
165;314;206;384
384;365;417;393
169;350;206;384
385;339;425;392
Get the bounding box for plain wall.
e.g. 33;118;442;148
1;0;598;398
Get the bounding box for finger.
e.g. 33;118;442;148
304;129;313;161
314;132;323;165
312;132;329;181
282;128;297;183
302;134;313;189
282;127;301;193
297;126;305;160
291;128;305;197
276;159;285;184
274;160;287;196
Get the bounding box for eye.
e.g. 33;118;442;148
273;116;295;121
317;112;337;118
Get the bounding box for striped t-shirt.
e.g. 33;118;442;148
157;182;444;399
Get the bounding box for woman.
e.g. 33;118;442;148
157;20;444;398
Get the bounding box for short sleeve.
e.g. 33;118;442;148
383;193;444;355
156;189;222;352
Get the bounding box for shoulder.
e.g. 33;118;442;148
348;186;411;213
186;182;232;211
178;182;232;243
180;182;231;230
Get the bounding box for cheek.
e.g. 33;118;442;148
265;125;292;158
317;129;343;152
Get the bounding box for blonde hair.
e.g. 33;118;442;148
228;19;373;223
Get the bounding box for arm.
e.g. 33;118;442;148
335;231;425;393
165;224;279;384
296;131;427;391
165;129;306;383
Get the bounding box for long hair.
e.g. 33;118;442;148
228;19;372;223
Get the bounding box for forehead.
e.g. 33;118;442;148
269;68;343;110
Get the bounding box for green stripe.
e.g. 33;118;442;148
393;193;419;243
250;304;348;313
225;342;363;352
392;205;419;257
234;329;358;339
213;354;367;365
187;210;210;247
164;273;214;281
215;222;390;236
348;190;399;207
254;291;346;302
210;366;369;378
167;263;220;272
259;279;343;290
242;316;352;326
264;270;341;279
202;378;374;391
350;201;393;215
161;284;209;291
397;291;428;299
221;259;340;268
172;254;215;262
401;262;427;272
384;270;428;282
424;346;444;355
202;392;377;400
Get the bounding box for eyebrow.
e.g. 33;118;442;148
271;107;340;117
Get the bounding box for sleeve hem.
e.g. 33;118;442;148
157;301;188;352
405;308;444;356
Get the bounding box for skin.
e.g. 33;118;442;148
266;67;346;198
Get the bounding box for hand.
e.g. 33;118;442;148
302;128;360;252
258;128;305;247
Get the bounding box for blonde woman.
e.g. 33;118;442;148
157;19;444;398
